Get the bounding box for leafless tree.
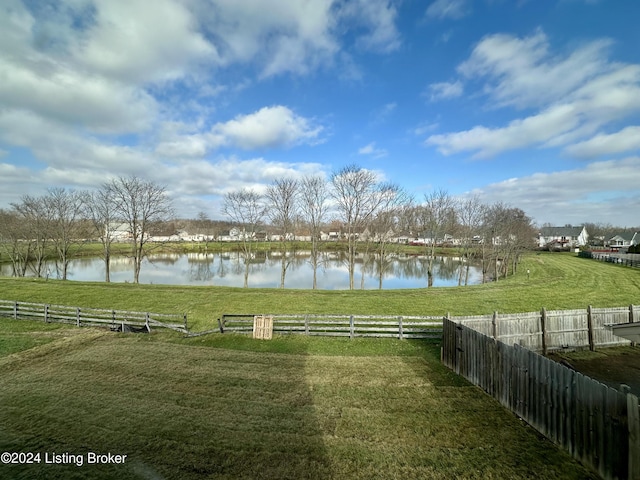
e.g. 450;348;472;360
482;203;535;281
222;188;267;288
417;189;456;287
108;176;174;283
366;188;412;289
47;188;86;280
11;194;54;278
266;178;299;288
299;175;329;289
85;185;119;282
456;195;486;286
331;165;399;290
0;208;31;276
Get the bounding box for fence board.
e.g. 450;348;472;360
442;318;640;480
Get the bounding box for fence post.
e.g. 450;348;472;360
349;315;354;339
630;304;636;347
145;312;150;332
398;316;404;340
13;301;18;320
304;315;309;335
44;304;49;323
183;314;188;331
492;311;498;340
587;305;595;351
76;307;81;327
217;318;224;333
540;307;548;356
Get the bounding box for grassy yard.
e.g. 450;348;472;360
0;323;598;479
0;252;639;332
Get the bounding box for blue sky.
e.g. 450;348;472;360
1;0;639;227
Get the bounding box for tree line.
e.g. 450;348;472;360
0;166;537;288
0;176;173;283
222;164;537;289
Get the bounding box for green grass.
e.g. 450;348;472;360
0;326;597;479
1;252;639;332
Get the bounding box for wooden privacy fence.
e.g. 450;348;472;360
0;299;188;333
442;318;640;480
455;305;638;354
218;313;443;339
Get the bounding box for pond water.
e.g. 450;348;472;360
1;251;484;289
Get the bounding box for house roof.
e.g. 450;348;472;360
539;226;585;237
609;232;639;242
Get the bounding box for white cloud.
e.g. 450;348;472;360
341;0;401;53
467;157;640;225
426;30;640;158
426;80;463;101
212;106;324;150
564;126;640;158
358;142;388;158
156;106;324;157
76;0;216;84
426;0;470;20
457;30;612;109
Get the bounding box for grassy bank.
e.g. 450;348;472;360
0;325;597;479
1;253;639;332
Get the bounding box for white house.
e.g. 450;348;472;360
537;226;589;249
608;232;639;251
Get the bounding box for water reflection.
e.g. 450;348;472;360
0;251;483;289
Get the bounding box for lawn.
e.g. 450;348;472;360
0;323;598;479
0;252;639;332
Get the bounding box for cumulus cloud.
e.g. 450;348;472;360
426;30;640;158
156;106;324;157
426;0;470;20
212;106;324;150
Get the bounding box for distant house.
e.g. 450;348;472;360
537;226;589;249
608;232;639;251
107;222;131;242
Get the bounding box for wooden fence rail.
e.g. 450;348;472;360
218;313;443;339
0;299;188;333
454;305;638;354
442;318;640;480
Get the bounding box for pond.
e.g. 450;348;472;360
1;251;484;289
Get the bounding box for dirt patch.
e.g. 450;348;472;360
548;346;640;397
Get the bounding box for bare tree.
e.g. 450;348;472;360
0;208;31;276
222;188;266;288
369;190;413;289
11;194;54;278
417;189;456;287
456;195;485;286
331;165;398;290
46;188;86;280
85;185;119;282
482;203;535;281
299;175;329;289
266;178;299;288
108;176;174;283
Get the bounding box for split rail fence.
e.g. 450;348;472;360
218;305;638;349
0;299;188;333
218;313;442;339
442;318;640;480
